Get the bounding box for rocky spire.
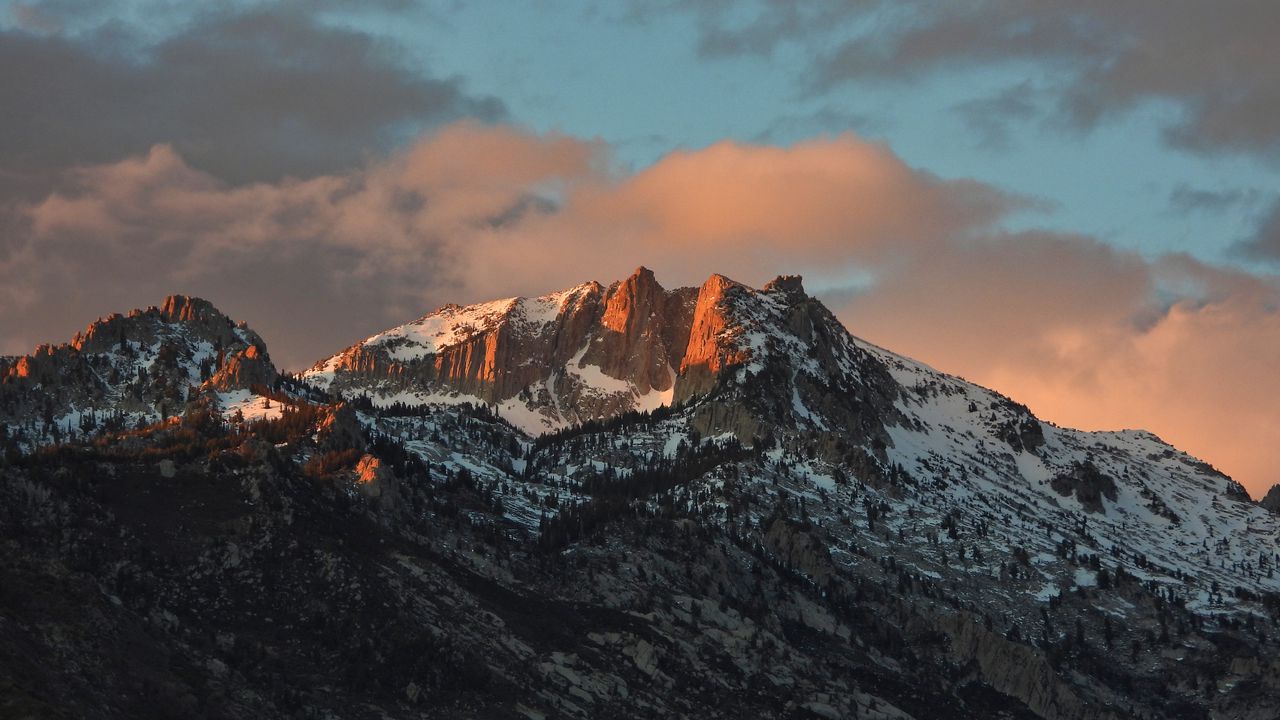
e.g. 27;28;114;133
674;274;752;403
583;266;690;395
763;274;805;295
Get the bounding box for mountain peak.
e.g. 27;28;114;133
629;265;656;281
699;272;741;293
307;270;846;433
1;294;276;440
763;274;805;295
160;294;221;324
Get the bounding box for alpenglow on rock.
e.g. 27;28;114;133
0;294;278;444
306;267;895;435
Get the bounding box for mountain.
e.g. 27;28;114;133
0;295;279;449
304;268;903;440
3;273;1279;720
305;267;697;430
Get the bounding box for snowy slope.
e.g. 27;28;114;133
330;270;1280;630
305;280;678;433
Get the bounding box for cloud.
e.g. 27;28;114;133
1168;184;1260;215
1238;198;1280;263
4;122;1278;498
951;81;1040;151
0;4;503;186
838;244;1280;500
1;124;600;368
460;133;1017;297
665;0;1280;159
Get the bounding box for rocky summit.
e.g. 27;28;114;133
3;271;1280;720
0;295;277;447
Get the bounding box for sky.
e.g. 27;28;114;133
1;0;1278;497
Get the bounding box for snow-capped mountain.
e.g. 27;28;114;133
4;273;1280;719
305;268;897;438
306;267;697;431
327;269;1277;611
0;295;278;445
324;269;1280;714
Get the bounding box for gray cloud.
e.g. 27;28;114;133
0;3;503;186
666;0;1280;159
752;105;884;144
0;125;601;368
1168;184;1259;216
1239;199;1280;263
951;81;1040;151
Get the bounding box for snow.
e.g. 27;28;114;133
364;297;518;361
285;274;1280;625
1014;450;1053;486
497;396;566;435
634;371;676;413
513;284;595;329
663;431;688;459
853;330;1280;615
217;389;284;423
1033;583;1061;602
369;389;481;409
308;283;603;375
565;353;633;396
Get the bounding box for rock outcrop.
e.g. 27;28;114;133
0;294;278;444
310;268;707;426
673;274;753;403
582;266;695;395
1262;484;1280;514
308;269;908;458
211;345;277;391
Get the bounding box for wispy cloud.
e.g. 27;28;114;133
1168;184;1260;215
661;0;1280;160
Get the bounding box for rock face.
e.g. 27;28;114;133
0;294;276;445
210;345;276;391
1262;484;1280;514
308;267;714;429
583;266;695;395
1050;462;1119;514
673;274;753;402
307;268;902;449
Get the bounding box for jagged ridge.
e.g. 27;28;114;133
0;295;277;446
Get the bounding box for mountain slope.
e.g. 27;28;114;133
306;267;700;431
3;272;1279;719
307;270;1278;617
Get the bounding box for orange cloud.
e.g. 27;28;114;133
839;243;1280;498
455;134;1015;297
7;123;1278;497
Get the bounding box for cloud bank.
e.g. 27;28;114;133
668;0;1280;161
0;3;503;188
3;123;1277;497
